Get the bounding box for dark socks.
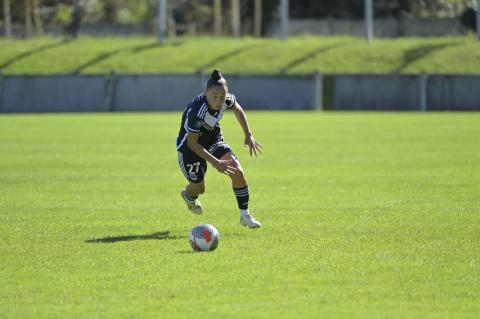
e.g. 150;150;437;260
233;186;249;210
184;191;197;201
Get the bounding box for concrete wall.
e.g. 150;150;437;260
333;75;422;111
227;74;318;110
0;75;110;112
113;74;203;111
428;75;480;111
0;73;479;112
0;74;320;112
327;74;480;111
111;74;317;111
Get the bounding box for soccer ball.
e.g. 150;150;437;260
189;224;220;252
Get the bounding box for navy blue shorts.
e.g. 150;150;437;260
178;139;232;183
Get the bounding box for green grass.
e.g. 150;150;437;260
1;36;480;75
1;112;479;318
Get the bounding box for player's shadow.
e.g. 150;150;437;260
85;230;184;243
0;40;70;71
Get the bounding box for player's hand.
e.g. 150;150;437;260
213;159;237;176
244;134;263;157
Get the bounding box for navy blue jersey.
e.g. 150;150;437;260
176;93;237;152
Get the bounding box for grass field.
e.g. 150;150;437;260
1;112;479;318
1;36;480;75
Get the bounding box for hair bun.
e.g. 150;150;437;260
211;69;222;81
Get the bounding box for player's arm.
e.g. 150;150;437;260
187;132;236;175
232;103;263;157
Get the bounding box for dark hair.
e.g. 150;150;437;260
206;69;227;90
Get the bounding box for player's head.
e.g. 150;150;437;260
205;69;228;111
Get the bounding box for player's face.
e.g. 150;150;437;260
206;85;227;111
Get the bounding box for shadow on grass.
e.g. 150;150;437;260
176;250;218;254
131;39;184;54
0;40;70;71
177;250;196;254
279;43;344;74
86;230;244;249
72;50;121;74
393;43;454;73
85;230;184;243
131;42;159;54
195;44;264;73
71;41;162;74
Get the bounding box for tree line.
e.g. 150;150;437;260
1;0;477;38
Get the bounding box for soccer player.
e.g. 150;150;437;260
176;70;263;228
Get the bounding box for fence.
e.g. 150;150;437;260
0;73;479;112
268;18;468;37
2;17;470;39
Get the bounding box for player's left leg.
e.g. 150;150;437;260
219;152;261;228
181;180;205;215
178;150;207;215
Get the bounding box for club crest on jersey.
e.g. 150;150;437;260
201;122;215;131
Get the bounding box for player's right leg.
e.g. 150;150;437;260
178;150;207;215
219;152;261;228
209;135;261;228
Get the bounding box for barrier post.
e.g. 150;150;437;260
314;72;323;111
419;73;428;112
0;73;3;112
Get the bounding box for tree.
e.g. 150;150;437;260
103;0;120;23
460;6;476;31
409;0;471;18
231;0;240;37
213;0;222;36
287;0;472;19
254;0;262;37
32;0;43;35
288;0;408;19
3;0;12;37
25;0;33;37
64;0;82;39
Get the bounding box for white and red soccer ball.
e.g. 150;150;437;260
189;224;220;252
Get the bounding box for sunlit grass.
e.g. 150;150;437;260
1;112;479;318
1;36;479;75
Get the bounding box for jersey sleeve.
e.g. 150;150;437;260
186;106;204;133
225;93;237;109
